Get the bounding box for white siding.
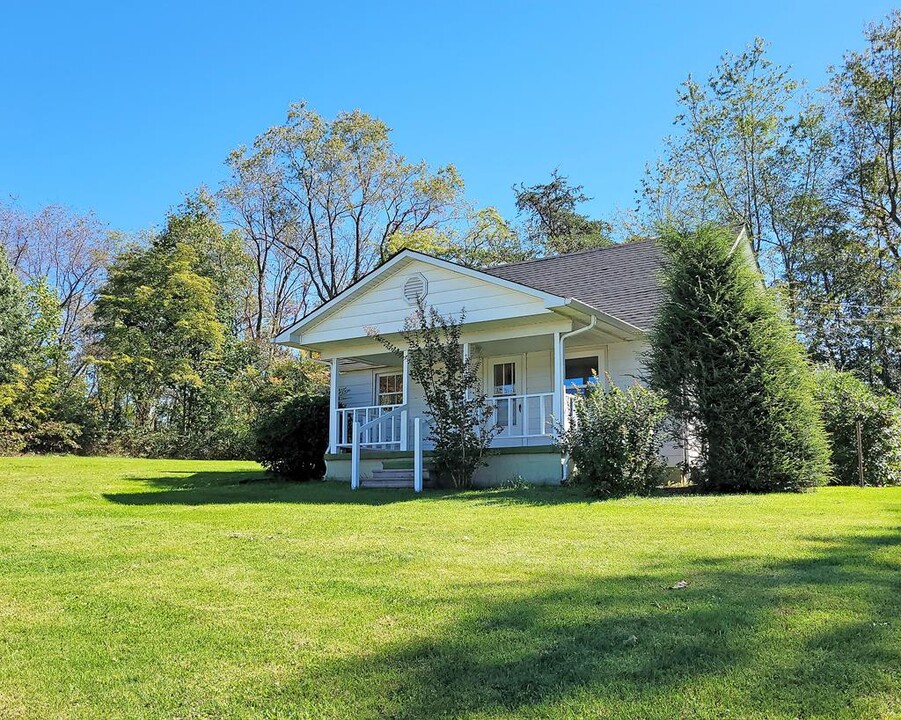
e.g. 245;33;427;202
338;368;377;408
523;350;552;393
606;340;646;388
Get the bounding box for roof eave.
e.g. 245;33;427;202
546;297;647;340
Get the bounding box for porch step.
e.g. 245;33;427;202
359;465;430;489
361;478;415;488
381;459;414;470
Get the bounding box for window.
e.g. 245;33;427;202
493;362;516;396
565;356;599;394
376;373;403;406
492;361;518;429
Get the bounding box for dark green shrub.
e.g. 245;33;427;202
557;381;668;497
25;421;82;454
253;394;329;479
815;367;901;486
647;224;830;493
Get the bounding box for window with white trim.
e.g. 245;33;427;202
492;362;516;396
376;373;404;406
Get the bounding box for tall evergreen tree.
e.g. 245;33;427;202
514;170;613;255
647;224;830;492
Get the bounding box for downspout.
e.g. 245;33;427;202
561;313;598;347
558;313;597;482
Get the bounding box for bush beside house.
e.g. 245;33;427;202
375;304;496;490
815;367;901;486
253;394;330;479
558;380;668;497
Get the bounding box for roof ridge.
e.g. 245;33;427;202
485;237;658;271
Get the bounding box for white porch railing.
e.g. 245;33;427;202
487;392;555;439
337;404;406;450
338;392;563;452
350;404;411;491
342;392;563;491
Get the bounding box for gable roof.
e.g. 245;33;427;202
484;239;664;330
274;241;667;347
273;249;577;346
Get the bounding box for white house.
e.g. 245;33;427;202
275;238;693;489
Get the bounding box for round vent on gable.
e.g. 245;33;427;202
403;273;428;305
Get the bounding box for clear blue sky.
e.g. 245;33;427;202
1;1;897;233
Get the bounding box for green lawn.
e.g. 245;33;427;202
0;457;898;719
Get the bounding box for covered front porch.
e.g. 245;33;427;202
322;314;643;488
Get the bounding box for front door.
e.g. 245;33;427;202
488;356;521;434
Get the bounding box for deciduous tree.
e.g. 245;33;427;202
227;102;464;310
0;202;111;377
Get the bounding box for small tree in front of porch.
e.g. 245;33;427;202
376;304;496;489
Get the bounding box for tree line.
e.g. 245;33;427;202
640;13;901;391
3;8;901;459
0;108;610;457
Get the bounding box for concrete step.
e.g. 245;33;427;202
371;470;416;480
361;478;414;488
361;466;432;489
381;459;415;470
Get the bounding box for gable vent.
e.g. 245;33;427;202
403;273;428;305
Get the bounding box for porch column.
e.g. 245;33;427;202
328;357;339;454
462;342;471;400
552;332;563;424
401;350;410;450
402;350;409;405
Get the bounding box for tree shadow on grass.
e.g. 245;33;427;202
257;529;900;719
102;470;604;507
436;485;593;507
103;471;426;507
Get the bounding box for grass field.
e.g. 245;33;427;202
0;456;898;719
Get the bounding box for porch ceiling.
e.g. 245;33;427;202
474;334;554;355
318;309;631;362
338;352;399;370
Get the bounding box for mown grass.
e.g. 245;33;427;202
0;455;898;719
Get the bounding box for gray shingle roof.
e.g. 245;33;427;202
483;239;664;330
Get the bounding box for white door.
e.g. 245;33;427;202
487;356;522;435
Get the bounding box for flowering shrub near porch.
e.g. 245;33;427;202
558;381;668;497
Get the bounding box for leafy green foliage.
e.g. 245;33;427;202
254;393;329;479
0;201;111;381
0;247;32;381
386;207;536;268
88;193;327;460
92;239;225;430
557;380;668;497
647;224;830;492
814;367;901;486
0;263;82;454
642;24;901;393
376;304;496;489
825;11;901;391
226;102;466;306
